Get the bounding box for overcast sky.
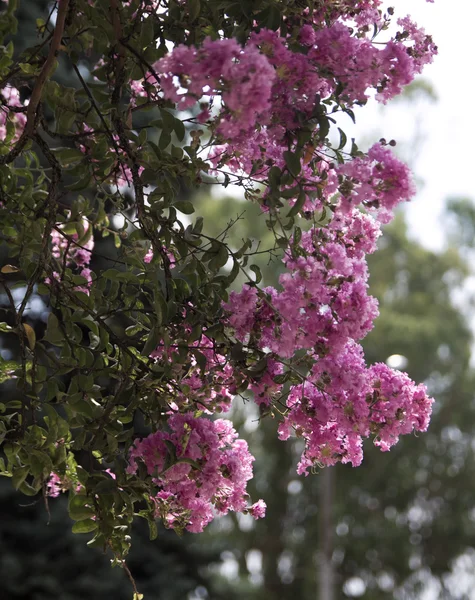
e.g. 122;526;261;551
352;0;475;250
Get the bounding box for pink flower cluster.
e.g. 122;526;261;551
51;0;436;530
154;16;436;177
46;472;63;497
337;142;416;223
127;414;265;532
150;333;235;413
224;209;433;469
46;468;82;497
277;347;432;471
225;209;381;359
309;19;436;105
155;37;276;140
0;86;26;143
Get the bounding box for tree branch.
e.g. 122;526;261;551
0;0;70;165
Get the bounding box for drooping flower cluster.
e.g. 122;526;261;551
277;347;432;471
224;209;433;469
32;0;436;539
154;14;436;178
110;2;434;515
127;414;265;532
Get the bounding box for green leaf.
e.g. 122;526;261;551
19;480;40;496
188;0;201;22
174;118;185;141
23;323;36;350
192;349;207;372
29;450;53;476
337;127;347;150
249;264;262;284
160;109;175;133
67;173;92;191
159;130;172;150
268;166;281;190
287;190;306;218
260;5;281;30
153;290;167;327
280;185;300;199
226;257;240;284
12;465;29;490
344;107;356;124
94;478;117;494
53;147;85;165
317;114;330;141
1;264;19;273
45;313;63;345
72;519;98;534
209;244;228;270
69;494;95;520
350;138;359;157
174;200;195;214
293;226;302;246
142;327;161;357
283;151;301;177
148;519;158;541
0;358;19;383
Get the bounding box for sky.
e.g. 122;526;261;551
353;0;475;251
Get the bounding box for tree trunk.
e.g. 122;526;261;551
318;468;334;600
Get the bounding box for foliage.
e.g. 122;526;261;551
0;0;437;591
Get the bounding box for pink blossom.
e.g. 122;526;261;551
46;472;63;498
248;499;267;519
337;143;416;221
155;38;276;139
127;415;264;532
0;86;26;142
